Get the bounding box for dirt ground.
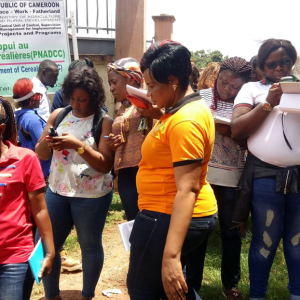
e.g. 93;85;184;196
30;224;130;300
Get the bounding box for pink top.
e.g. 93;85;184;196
0;142;45;264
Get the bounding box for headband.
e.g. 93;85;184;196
107;57;144;84
13;85;46;102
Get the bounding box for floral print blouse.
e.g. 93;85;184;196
48;111;113;198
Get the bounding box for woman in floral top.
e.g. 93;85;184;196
35;67;114;300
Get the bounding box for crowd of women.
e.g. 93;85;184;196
0;37;299;300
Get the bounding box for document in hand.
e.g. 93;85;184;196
126;85;153;109
279;82;300;113
28;238;45;284
118;220;135;252
214;115;231;125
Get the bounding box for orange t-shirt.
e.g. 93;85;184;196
137;93;217;217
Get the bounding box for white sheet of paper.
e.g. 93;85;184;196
118;220;135;252
214;115;231;125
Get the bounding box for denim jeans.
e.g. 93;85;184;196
127;210;217;300
249;177;300;299
185;185;241;291
0;263;34;300
118;167;139;221
36;188;112;299
212;184;241;289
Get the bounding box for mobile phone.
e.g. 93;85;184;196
280;76;293;82
47;126;58;137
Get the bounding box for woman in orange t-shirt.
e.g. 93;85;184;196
127;40;217;300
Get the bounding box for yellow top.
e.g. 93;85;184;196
137;93;217;217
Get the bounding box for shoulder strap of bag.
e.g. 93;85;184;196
54;106;105;147
53;105;72;130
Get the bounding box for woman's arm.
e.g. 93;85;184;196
162;161;202;300
231;84;283;139
35;108;63;160
28;188;55;278
49;115;114;173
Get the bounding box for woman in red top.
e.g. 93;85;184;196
0;98;54;300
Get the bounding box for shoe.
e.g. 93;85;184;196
223;288;242;300
60;250;82;272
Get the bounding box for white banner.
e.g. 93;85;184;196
0;0;71;96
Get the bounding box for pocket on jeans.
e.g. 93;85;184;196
129;211;157;245
139;211;158;222
189;220;210;230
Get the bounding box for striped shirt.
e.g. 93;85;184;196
200;88;246;187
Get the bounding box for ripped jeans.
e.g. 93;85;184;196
249;177;300;299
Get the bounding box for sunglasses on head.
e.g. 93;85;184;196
265;58;291;70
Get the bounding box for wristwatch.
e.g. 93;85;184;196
261;100;273;111
77;142;86;155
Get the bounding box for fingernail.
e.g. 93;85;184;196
104;136;108;138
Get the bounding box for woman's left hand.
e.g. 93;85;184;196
39;253;54;279
162;256;188;300
48;133;82;151
215;124;231;137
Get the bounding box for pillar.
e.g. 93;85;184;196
115;0;146;62
152;14;176;42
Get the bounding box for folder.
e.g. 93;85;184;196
28;238;45;284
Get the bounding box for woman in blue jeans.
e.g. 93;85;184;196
0;98;54;300
35;67;114;300
127;40;218;300
232;39;300;300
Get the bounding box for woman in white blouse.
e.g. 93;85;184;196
231;39;300;300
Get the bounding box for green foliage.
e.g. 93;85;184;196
106;193;126;225
191;49;228;69
200;220;289;299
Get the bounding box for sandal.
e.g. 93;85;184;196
224;288;242;300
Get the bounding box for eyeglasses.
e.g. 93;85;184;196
265;58;291;70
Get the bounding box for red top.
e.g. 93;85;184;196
0;142;45;264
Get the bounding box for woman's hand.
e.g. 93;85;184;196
266;83;283;107
106;133;123;151
215;124;231;137
39;253;54;279
47;133;82;151
136;102;164;119
162;256;188;300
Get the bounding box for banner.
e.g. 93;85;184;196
0;0;71;96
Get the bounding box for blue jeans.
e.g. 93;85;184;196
118;167;139;221
185;185;241;291
127;210;217;300
249;177;300;299
36;188;112;299
0;263;34;300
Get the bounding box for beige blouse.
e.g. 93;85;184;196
112;105;153;172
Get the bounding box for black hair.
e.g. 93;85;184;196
62;67;105;113
250;55;258;69
38;59;58;72
140;40;192;90
0;97;18;145
68;57;94;72
219;57;252;83
258;39;297;70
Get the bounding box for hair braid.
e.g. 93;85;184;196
219;57;252;82
0;97;18;145
212;57;252;110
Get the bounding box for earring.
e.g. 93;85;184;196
172;85;177;91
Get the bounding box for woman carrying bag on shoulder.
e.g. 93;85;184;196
35;67;114;300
